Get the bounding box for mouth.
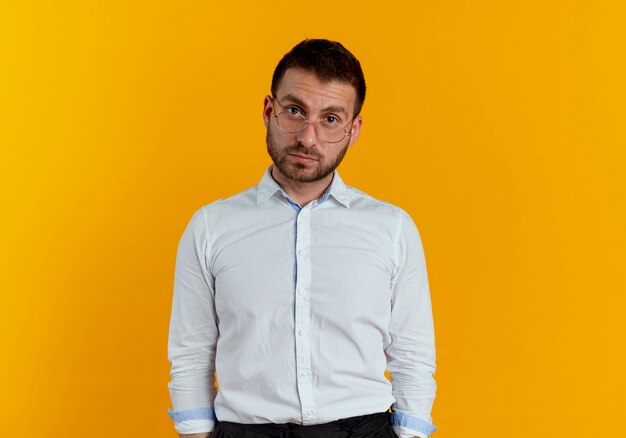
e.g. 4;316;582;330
289;153;319;164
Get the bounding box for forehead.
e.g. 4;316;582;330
275;68;357;113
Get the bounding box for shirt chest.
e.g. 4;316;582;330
208;205;397;324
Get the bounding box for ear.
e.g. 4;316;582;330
263;95;273;128
347;115;363;148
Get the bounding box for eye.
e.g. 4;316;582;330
323;115;341;126
286;106;303;117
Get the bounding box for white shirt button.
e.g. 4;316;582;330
297;249;305;256
298;329;305;336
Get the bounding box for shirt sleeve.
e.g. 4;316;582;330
387;210;437;437
167;207;219;434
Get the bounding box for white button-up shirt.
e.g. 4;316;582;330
168;168;437;438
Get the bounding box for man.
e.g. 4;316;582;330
167;39;437;438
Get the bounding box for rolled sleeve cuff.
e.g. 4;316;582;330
168;407;216;434
391;411;437;437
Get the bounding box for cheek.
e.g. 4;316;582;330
327;144;346;158
266;123;279;145
267;125;289;151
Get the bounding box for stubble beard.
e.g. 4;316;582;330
266;128;349;184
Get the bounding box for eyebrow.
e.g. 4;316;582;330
279;93;349;117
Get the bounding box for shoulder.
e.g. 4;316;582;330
342;184;422;247
344;184;414;223
197;185;257;215
184;184;259;233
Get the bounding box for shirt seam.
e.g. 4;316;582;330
199;206;216;290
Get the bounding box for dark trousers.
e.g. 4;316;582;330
213;412;397;438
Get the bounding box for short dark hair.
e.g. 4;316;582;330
271;39;366;117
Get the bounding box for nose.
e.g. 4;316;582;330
296;121;318;148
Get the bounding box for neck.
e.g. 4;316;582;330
271;167;334;207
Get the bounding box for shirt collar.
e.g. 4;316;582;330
256;166;351;208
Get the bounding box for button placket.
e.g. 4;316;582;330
293;205;316;424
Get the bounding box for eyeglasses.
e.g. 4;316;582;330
272;97;353;144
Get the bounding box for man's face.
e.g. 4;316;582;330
263;68;362;184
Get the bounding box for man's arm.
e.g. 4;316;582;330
168;208;219;435
386;210;437;438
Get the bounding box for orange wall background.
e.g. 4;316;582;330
1;1;625;437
